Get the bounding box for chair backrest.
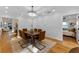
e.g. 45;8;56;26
21;31;27;40
38;29;42;32
19;30;29;44
23;28;27;32
34;28;38;32
39;31;45;41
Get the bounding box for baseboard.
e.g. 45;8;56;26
45;37;62;43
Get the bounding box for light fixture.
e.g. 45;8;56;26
28;6;37;17
26;6;55;17
28;12;37;17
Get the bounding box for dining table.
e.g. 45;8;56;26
24;31;39;46
24;30;45;50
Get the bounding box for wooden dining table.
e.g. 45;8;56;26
24;30;45;50
24;31;39;46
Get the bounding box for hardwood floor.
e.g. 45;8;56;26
0;31;12;53
63;36;78;48
0;31;79;53
49;36;79;53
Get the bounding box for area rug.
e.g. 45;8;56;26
11;37;55;53
20;40;54;53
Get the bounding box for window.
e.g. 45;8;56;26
63;22;69;30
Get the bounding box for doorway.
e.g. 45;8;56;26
2;17;12;31
63;15;77;44
1;17;18;38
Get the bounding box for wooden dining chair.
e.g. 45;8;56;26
34;31;46;50
18;30;28;48
23;28;27;32
22;31;32;43
39;31;46;41
34;28;38;32
38;29;42;32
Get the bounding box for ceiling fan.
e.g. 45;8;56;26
25;6;55;18
28;6;38;17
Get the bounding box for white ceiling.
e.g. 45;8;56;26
0;6;79;18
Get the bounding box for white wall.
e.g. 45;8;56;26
34;13;63;41
18;17;33;30
18;13;63;41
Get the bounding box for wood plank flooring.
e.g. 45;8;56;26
0;31;79;53
49;36;79;53
0;31;12;53
63;36;78;48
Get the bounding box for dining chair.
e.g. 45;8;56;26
22;31;32;43
24;31;31;39
39;31;46;41
23;28;27;32
34;28;38;32
34;31;46;50
18;30;28;48
38;29;42;32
